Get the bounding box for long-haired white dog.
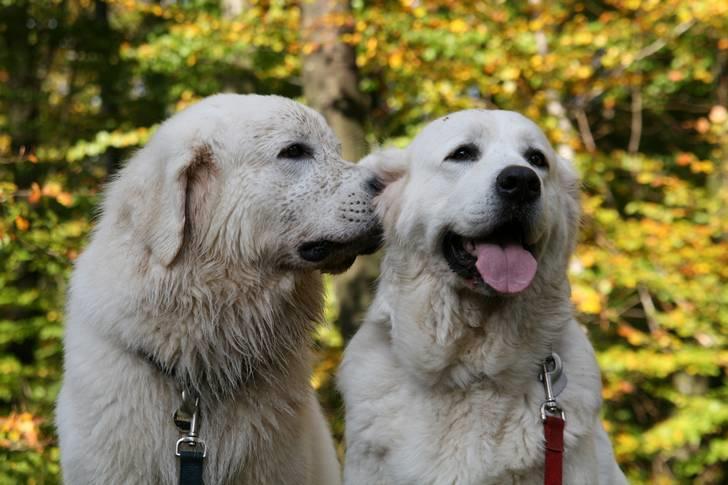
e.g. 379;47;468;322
56;94;383;484
338;110;626;484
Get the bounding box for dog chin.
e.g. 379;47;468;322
318;256;358;274
283;253;358;275
460;273;523;297
295;227;383;274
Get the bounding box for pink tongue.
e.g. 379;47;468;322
474;243;537;294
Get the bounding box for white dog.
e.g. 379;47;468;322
338;110;626;484
56;94;383;484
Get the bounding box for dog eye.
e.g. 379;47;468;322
525;148;548;169
445;144;480;162
278;143;313;160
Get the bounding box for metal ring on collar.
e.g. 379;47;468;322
539;352;563;382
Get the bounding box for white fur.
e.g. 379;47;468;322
339;110;627;484
57;94;381;484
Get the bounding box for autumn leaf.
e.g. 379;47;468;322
14;216;29;231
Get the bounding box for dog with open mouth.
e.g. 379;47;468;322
338;110;626;484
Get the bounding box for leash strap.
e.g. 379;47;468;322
543;415;565;485
174;390;206;485
137;351;207;485
179;448;205;485
539;353;566;485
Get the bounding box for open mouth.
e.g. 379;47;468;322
442;221;538;294
298;227;383;274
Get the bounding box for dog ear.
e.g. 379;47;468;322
359;147;408;186
132;144;217;267
359;148;409;229
556;155;582;250
556;155;581;204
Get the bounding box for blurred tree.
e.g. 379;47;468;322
0;0;726;483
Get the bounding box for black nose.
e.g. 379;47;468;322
365;176;385;195
496;165;541;203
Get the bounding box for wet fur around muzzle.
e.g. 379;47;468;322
339;110;627;485
54;94;387;484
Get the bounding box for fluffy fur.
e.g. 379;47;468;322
56;94;382;484
339;110;627;484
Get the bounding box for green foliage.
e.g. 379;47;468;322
0;0;726;483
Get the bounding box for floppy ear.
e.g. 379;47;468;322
556;155;582;250
359;148;409;230
359;147;408;185
556;156;580;202
132;144;216;267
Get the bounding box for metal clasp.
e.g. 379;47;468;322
175;436;207;458
539;352;566;422
173;390;198;433
174;390;206;457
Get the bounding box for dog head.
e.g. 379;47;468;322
365;109;580;297
114;94;382;274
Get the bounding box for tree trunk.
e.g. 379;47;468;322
221;0;246;19
301;0;375;340
3;1;42;154
95;0;123;175
301;0;368;162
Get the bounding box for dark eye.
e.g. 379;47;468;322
525;148;548;169
445;143;480;162
278;143;313;160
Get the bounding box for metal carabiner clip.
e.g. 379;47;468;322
174;390;206;457
539;353;566;422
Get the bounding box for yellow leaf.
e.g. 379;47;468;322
695;118;710;133
501;66;520;81
366;37;378;55
388;51;403;69
449;19;468;33
0;134;10;155
709;105;727;124
617;324;648;346
42;181;62;198
574;31;593;45
576;65;592;79
572;284;602;314
28;182;41;204
529;19;544;31
15;215;29;231
302;42;316;55
690;160;714;174
668;70;684;82
676;152;694;166
56;192;74;207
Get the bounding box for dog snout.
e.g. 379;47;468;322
365;176;385;196
496;165;541;204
